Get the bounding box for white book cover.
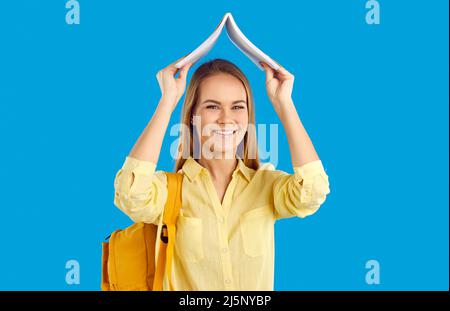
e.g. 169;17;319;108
174;13;280;71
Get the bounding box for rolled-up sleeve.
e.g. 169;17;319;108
113;156;168;224
273;160;330;220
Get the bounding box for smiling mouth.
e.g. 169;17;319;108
212;130;237;137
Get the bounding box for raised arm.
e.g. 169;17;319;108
260;62;318;167
129;62;192;163
113;61;191;224
260;62;330;220
127;62;191;186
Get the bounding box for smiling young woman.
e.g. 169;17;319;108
113;58;331;290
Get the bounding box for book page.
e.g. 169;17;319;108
174;13;229;69
174;13;280;71
225;14;280;71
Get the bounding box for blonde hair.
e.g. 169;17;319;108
174;59;260;172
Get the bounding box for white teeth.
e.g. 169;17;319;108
213;130;235;136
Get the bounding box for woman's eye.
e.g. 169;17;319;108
232;106;245;110
206;105;219;110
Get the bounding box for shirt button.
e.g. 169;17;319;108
225;279;232;285
218;217;224;223
222;248;228;253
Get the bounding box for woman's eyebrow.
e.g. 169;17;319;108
201;99;247;105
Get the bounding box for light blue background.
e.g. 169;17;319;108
0;0;448;290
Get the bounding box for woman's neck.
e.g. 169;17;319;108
198;155;238;181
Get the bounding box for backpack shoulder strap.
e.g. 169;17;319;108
162;172;183;226
153;172;182;291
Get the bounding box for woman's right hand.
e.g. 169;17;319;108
156;61;192;111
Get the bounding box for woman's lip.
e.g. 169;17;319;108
212;130;237;136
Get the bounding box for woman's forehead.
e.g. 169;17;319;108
198;74;247;101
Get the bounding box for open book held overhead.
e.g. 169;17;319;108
174;13;281;71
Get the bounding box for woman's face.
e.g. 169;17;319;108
192;73;249;158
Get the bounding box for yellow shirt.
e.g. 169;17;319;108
113;156;330;291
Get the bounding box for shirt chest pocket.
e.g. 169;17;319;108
239;206;275;258
175;214;204;263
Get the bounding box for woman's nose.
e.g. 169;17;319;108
217;109;233;124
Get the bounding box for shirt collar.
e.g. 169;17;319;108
182;156;252;183
236;156;252;182
181;157;205;182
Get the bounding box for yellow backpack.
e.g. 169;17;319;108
101;172;182;291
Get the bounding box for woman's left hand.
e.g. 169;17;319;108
260;62;295;115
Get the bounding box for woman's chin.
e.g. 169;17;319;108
199;134;244;158
210;143;237;158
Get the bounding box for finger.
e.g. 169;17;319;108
276;66;294;79
156;70;162;83
260;62;274;83
165;65;179;75
162;66;180;79
169;56;190;76
177;62;192;81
